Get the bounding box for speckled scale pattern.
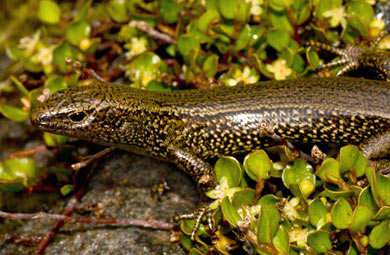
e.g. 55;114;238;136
32;77;390;164
30;75;390;238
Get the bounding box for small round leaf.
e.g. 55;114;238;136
221;197;242;227
257;204;280;245
0;104;29;122
331;197;353;229
369;219;390;249
214;156;242;187
350;206;373;233
218;0;238;19
177;35;200;56
38;0;61;24
307;230;332;253
243;150;272;181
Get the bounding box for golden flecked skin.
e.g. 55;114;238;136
31;77;390;183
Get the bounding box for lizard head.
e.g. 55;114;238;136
30;83;144;145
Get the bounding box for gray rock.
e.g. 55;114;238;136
0;117;198;255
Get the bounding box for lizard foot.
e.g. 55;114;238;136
175;196;214;240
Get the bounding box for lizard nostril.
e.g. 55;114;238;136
34;113;49;126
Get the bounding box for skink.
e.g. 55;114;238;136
30;77;390;236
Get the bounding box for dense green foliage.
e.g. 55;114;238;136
0;0;390;254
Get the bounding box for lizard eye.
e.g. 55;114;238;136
69;112;86;122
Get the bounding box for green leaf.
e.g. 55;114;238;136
280;48;294;66
347;16;369;37
369;219;390;249
346;1;373;37
179;235;193;251
234;24;251;52
316;158;341;184
270;10;294;34
376;174;390;206
282;159;315;199
269;0;289;11
266;29;290;51
53;41;76;73
203;54;219;77
347;1;374;26
218;0;238;19
214;156;242;187
367;167;390;207
6;45;24;61
106;0;129;22
294;0;311;25
181;219;196;236
38;0;61;24
273;225;289;254
248;25;266;47
306;47;320;69
320;187;355;201
161;0;179;24
221;197;242;226
60;184;74;196
180;218;208;237
198;10;220;33
257;204;280;245
350;206;373;233
339;145;367;177
0;104;29;122
44;76;67;94
10;76;29;98
206;0;218;10
374;206;390;220
66;20;91;46
189;248;203;255
331;197;353;229
243;150;272;181
2;157;40;180
307;230;332;253
266;145;295;163
235;0;250;23
232;189;255;208
358;187;378;214
43;132;69;147
291;54;305;74
257;194;281;205
127;52;162;87
365;166;380;206
29;88;45;109
177;35;200;56
308;198;328;227
146;81;171;91
316;0;332;19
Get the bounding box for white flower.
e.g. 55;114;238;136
323;6;347;28
206;177;241;209
289;227;309;248
19;31;40;56
283;197;300;221
224;66;260;86
248;0;264;16
36;47;53;66
125;37;148;59
266;59;292;80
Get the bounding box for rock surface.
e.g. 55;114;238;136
0;118;197;255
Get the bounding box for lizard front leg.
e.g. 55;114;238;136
166;145;217;239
